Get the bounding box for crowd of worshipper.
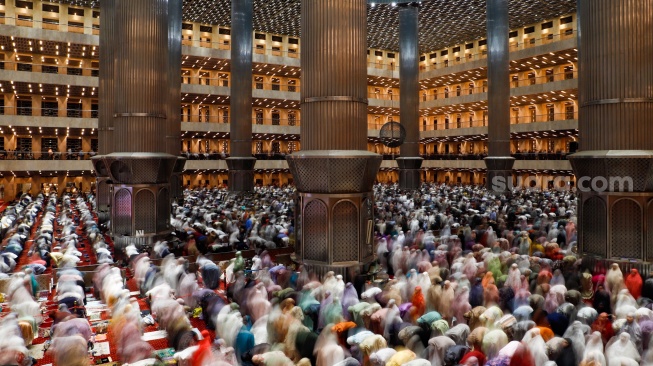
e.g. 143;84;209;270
2;183;653;365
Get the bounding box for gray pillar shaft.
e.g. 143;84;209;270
301;0;368;151
397;3;423;190
98;0;115;155
110;0;172;153
486;0;510;157
166;0;182;156
399;4;420;158
484;0;513;193
230;0;253;157
578;0;653;151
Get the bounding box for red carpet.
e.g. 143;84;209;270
0;200;10;214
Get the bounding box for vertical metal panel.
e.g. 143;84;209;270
648;200;653;260
582;196;607;257
399;4;420;158
135;189;156;233
578;0;653;151
230;0;254;157
97;178;110;210
114;188;132;235
332;200;359;263
157;188;169;232
303;199;328;262
611;199;642;259
301;0;368;151
486;0;511;157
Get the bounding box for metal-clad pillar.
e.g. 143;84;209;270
168;0;185;202
286;0;382;279
95;0;115;213
226;0;256;192
569;0;653;262
397;2;423;190
93;0;183;248
484;0;514;193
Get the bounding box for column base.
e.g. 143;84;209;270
577;190;653;262
397;157;423;190
226;157;256;192
287;150;382;275
569;150;653;261
93;153;177;245
484;157;515;194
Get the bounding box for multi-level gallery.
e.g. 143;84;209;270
0;0;578;198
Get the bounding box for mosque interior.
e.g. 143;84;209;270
0;0;651;365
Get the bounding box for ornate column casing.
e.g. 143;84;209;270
569;0;653;261
286;0;382;279
397;2;423;190
484;0;514;193
93;0;184;248
227;0;256;192
95;0;115;213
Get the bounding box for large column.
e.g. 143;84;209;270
93;0;183;248
484;0;514;193
95;0;116;214
286;0;382;279
167;0;186;203
569;0;653;262
226;0;256;192
397;2;423;190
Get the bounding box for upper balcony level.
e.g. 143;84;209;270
0;1;578;81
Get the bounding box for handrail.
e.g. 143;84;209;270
421;71;577;101
0;149;97;160
180;115;301;126
418;112;578;131
418;152;570;160
0;106;98;118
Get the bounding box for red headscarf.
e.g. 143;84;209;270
625;268;643;299
191;330;212;366
411;286;426;321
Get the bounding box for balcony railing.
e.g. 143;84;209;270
0;150;97;160
419;30;577;72
0;60;98;76
367;61;398;71
418;152;570;160
1;15;98;35
421;71;577;102
418;112;577;131
179;152;296;160
367;92;399;101
0;106;97;118
181;114;301;126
